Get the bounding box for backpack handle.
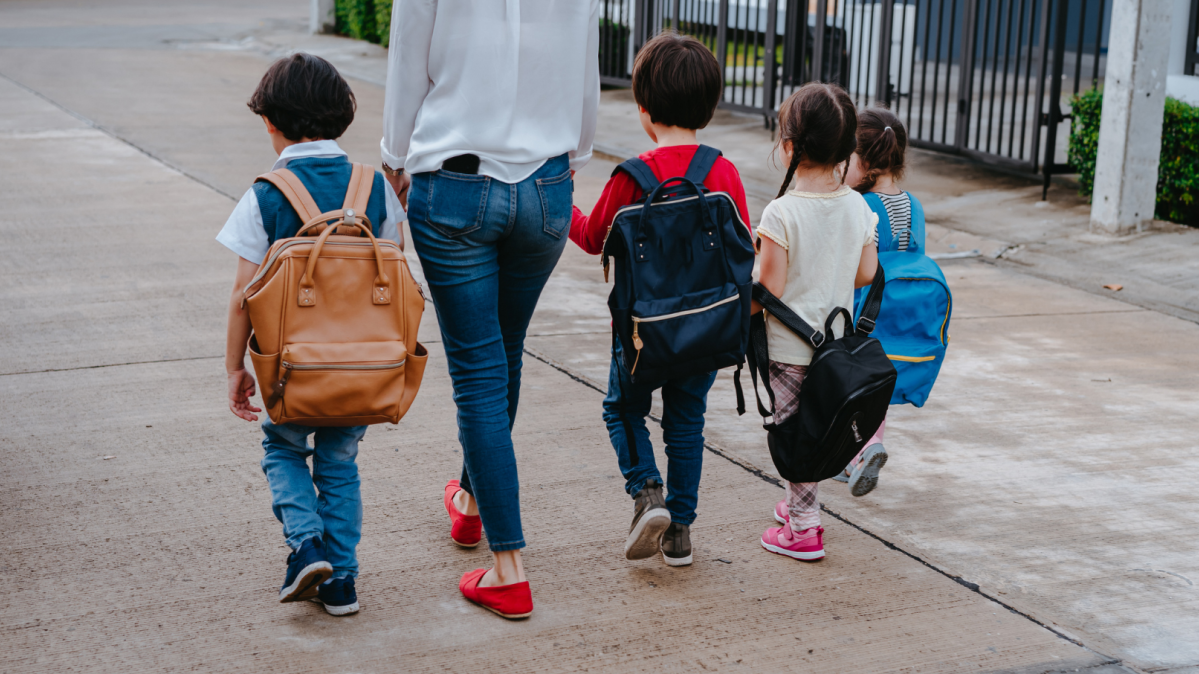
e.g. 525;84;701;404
297;210;392;307
634;177;715;255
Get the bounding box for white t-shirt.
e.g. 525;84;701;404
216;140;405;265
756;186;878;366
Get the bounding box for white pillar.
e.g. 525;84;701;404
310;0;335;35
1090;0;1173;234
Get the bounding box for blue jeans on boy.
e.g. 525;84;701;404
602;341;718;526
407;153;572;552
261;420;366;579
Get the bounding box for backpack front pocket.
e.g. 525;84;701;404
883;341;946;407
278;341;408;423
630;284;742;375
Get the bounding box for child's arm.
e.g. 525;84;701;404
854;243;879;288
570;172;639;255
226;257;263;422
752;236;788;314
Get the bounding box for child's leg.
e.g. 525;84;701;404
785;480;821;532
658;370;718;525
311;425;367;580
601;345;662;495
261;420;325;551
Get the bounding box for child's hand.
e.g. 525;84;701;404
228;368;262;422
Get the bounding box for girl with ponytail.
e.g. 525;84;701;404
837;106;925;498
754;83;881;563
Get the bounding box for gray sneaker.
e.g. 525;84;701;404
847;443;888;497
625;478;671;560
660;522;692;567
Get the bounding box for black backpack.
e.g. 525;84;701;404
603;145;756;383
743;272;897;483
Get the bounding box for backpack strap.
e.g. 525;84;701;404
751;282;826;349
613;158;660;195
342;162;375;218
907;192;926;253
854;266;886;334
255;169;322;223
862;192;893;252
683;145;722;188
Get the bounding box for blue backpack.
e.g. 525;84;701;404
853;192;952;407
602;145;756;384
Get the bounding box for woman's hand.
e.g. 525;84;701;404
386;171;412;210
228;368;262;422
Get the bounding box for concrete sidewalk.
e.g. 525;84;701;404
1;2;1196;672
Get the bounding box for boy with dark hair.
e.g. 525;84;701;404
571;32;751;567
218;53;405;615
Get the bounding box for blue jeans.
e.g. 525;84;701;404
602;341;718;526
261;420;366;579
407;153;572;552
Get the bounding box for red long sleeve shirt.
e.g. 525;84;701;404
570;145;753;255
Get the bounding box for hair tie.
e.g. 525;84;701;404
884;126;892;132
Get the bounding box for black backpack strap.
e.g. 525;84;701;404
854;265;886;335
751;282;826;349
683;145;722;188
613;158;660;195
743;312;776;418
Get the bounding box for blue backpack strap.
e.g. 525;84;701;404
862;191;893;252
613;158;660;195
683;145;722;188
907;192;926;253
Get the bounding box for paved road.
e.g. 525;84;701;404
1;2;1196;672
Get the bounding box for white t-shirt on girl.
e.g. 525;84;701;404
756;185;878;366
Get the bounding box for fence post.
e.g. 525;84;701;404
763;0;780;122
954;0;979;149
716;0;730;78
1040;0;1068;199
1090;0;1173;232
812;0;828;83
309;0;335;35
875;0;895;106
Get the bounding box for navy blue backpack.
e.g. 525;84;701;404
602;145;756;385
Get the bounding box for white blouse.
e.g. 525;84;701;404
380;0;601;184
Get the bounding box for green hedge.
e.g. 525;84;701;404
335;0;392;47
1069;87;1199;226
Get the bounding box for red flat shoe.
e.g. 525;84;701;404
444;480;482;547
459;568;533;619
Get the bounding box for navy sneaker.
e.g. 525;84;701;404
279;537;333;603
310;576;359;616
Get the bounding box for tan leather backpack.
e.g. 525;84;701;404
243;163;427;426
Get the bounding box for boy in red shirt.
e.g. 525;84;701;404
571;33;752;568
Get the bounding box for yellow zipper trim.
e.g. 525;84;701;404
887;355;936;363
632;294;739;325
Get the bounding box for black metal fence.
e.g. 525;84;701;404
1187;0;1199;76
599;0;1111;189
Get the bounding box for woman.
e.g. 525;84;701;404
380;0;599;619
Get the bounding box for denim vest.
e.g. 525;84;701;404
254;156;388;245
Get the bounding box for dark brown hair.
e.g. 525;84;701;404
248;53;356;141
854;106;908;193
774;83;858;198
632;32;723;130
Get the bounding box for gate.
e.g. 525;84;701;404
599;0;1111;193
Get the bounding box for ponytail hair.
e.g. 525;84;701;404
854;106;908;193
773;83;857;198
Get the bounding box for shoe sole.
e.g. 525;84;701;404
760;539;825;561
848;444;888;497
279;561;333;603
625;507;671;560
451;536;481;549
773;509;788;525
473;602;532;620
662;551;693;567
323;601;360;616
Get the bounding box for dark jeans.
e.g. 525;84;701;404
407;154;572;552
602;341;718;526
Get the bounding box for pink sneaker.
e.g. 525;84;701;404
773;500;789;525
761;525;825;561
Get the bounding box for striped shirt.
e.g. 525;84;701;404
877;191;912;251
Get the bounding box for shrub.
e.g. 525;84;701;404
335;0;392;47
1069;88;1199;226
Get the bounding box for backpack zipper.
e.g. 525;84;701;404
269;358;406;406
629;294;739;374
